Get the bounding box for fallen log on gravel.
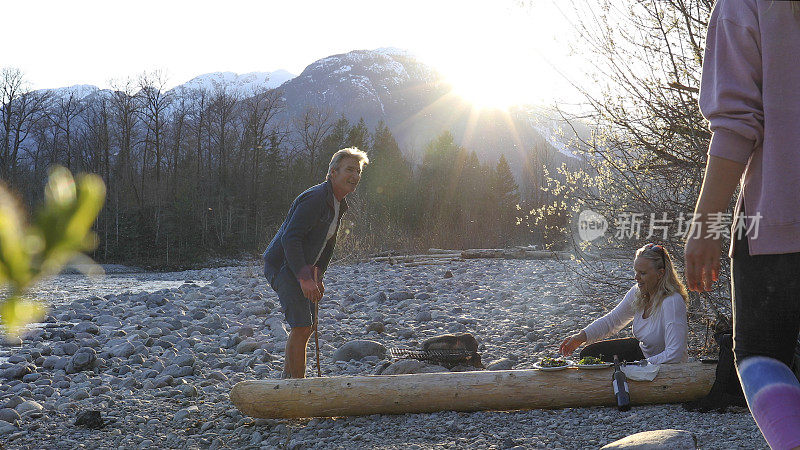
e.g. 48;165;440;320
460;248;577;260
230;362;715;419
368;253;462;266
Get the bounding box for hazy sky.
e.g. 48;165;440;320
4;0;586;106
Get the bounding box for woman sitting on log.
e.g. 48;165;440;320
559;243;689;364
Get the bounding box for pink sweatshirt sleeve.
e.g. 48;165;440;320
582;285;637;345
699;0;763;164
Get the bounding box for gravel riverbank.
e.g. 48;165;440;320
0;259;766;449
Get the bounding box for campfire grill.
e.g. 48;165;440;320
389;348;481;366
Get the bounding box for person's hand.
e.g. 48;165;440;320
299;278;322;302
683;155;746;291
684;234;722;292
559;331;587;356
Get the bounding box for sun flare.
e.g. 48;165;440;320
446;70;529;110
423;5;557;110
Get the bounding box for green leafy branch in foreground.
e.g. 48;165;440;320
0;167;106;336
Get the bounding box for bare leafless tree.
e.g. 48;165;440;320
240;88;284;197
1;68;51;187
80;95;112;183
168;86;191;192
529;0;726;340
50;91;86;171
136;70;173;191
109;78;141;206
293;106;335;181
208;83;240;189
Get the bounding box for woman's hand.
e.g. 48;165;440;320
684;234;722;291
559;331;587;356
684;155;746;291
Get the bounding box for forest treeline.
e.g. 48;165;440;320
1;69;565;268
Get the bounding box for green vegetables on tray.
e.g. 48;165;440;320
577;356;606;365
539;357;570;367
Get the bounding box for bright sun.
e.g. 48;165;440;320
445;68;534;110
425;6;557;110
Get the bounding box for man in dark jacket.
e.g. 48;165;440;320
263;147;369;378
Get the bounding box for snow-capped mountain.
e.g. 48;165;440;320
275;48;445;129
48;84;101;100
275;48;575;174
37;70;297;104
20;48;577;181
177;70;295;96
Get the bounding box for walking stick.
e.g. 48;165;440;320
313;300;321;377
313;268;322;377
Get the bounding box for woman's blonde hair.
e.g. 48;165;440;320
632;244;688;315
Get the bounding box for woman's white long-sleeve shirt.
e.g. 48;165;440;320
581;285;688;364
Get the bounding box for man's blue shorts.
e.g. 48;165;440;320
267;264;315;328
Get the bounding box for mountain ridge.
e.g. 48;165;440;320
26;48;579;187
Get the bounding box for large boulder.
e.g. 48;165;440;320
332;340;387;362
0;363;35;380
172;353;196;367
110;342;136;358
173;405;199;424
388;291;414;301
2;336;22;346
0;421;17;435
15;401;43;415
95;315;123;328
74;410;105;429
368;292;387;303
487;358;515;371
264;317;288;338
162;364;193;378
73;322;100;335
415;310;432;322
601;429;696;449
366;322;385;334
66;348;97;373
0;408;20;424
236;340;261;354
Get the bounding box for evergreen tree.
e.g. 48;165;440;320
318;115;349;178
491;154;521;245
418;131;471;247
459;151;485;245
263;131;287;215
362;121;411;223
493;154;520;210
346;117;371;151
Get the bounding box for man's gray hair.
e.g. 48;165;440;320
327;147;370;179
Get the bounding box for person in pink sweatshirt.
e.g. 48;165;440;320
685;0;800;448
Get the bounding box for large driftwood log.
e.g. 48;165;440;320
461;248;578;260
230;363;715;419
371;254;461;262
459;247;614;261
